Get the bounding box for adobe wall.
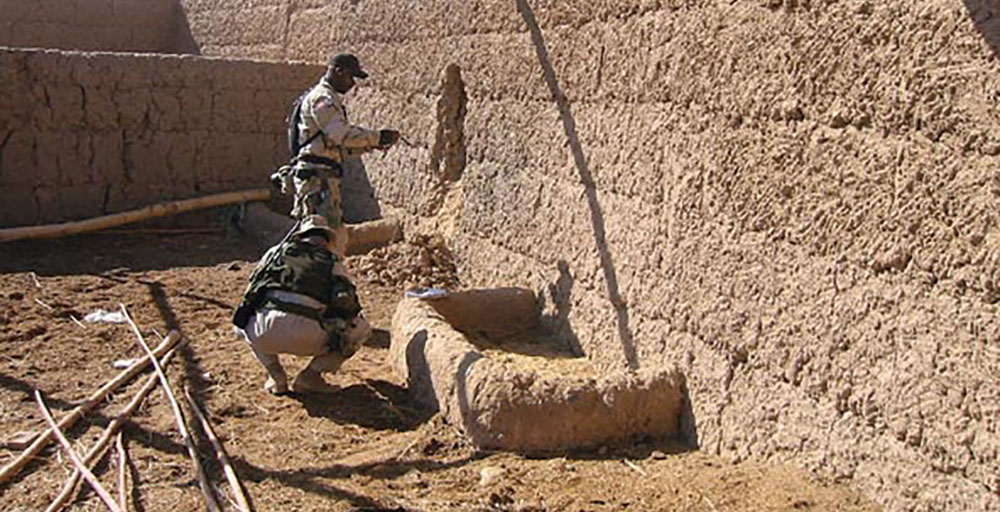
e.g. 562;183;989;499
177;2;1000;510
21;0;1000;510
0;0;181;54
0;48;321;227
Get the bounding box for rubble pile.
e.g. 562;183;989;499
352;235;459;290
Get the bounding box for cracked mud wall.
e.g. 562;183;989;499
0;48;321;227
0;0;181;54
189;2;1000;510
19;0;1000;510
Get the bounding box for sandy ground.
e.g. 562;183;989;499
0;231;877;511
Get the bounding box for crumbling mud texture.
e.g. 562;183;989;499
0;0;180;54
30;0;1000;509
391;294;686;453
176;0;525;63
237;1;999;510
0;48;322;227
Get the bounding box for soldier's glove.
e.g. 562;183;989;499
269;165;294;195
378;129;401;147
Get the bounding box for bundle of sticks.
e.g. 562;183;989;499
1;305;253;512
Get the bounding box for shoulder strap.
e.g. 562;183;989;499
295;88;330;153
300;127;324;148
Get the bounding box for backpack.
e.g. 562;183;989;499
286;89;325;158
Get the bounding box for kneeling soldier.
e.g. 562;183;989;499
233;215;370;394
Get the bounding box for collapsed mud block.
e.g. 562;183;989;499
390;288;686;453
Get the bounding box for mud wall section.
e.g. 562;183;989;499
0;49;321;227
5;0;1000;510
0;0;184;54
173;2;1000;510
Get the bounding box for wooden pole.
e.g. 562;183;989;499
115;433;128;512
121;306;221;512
185;387;254;512
34;391;123;512
0;188;270;243
0;333;182;486
45;335;184;512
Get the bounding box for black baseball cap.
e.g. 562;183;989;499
328;53;368;79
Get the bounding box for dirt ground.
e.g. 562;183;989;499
0;231;878;511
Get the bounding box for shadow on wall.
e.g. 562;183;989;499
540;260;585;357
965;0;1000;58
516;0;639;371
677;381;699;449
173;0;201;54
342;158;383;223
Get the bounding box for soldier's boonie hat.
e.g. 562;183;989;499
328;53;368;79
297;215;336;240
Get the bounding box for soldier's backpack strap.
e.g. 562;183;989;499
287;89;327;158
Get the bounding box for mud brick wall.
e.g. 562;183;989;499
0;48;321;227
62;1;1000;510
177;0;293;60
0;0;182;54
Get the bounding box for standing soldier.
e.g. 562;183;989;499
274;53;400;258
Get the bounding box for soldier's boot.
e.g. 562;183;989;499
251;349;289;395
292;352;346;394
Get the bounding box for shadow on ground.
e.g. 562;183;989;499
0;232;259;276
294;378;434;431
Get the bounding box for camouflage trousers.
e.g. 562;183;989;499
283;164;347;257
290;165;342;226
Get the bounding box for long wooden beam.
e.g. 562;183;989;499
0;189;270;243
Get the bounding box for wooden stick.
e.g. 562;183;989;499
115;433;128;512
393;435;423;462
45;335;184;512
69;315;87;330
359;380;407;424
185;387;253;512
120;306;221;512
0;188;270;243
34;391;122;512
0;333;182;486
623;459;648;477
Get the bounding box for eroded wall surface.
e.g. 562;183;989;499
0;49;321;226
15;0;1000;510
0;0;181;54
245;2;999;510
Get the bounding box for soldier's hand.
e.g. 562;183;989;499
378;129;400;147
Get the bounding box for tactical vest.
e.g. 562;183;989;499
257;241;335;303
234;240;361;329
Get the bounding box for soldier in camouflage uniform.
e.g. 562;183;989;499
233;215;371;394
275;53;400;258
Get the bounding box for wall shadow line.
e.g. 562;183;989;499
515;0;639;370
964;0;1000;58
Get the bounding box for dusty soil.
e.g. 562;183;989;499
0;232;877;511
